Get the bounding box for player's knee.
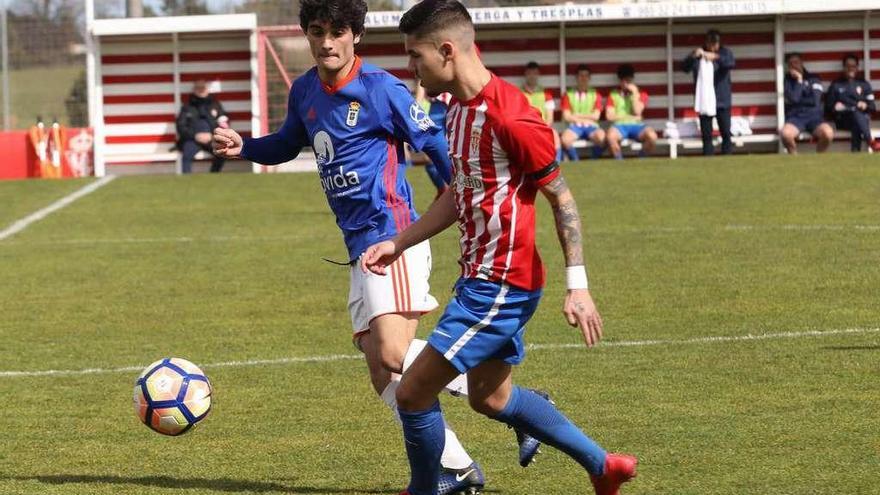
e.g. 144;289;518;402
379;348;405;374
468;393;506;417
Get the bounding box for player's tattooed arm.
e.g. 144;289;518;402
540;174;584;266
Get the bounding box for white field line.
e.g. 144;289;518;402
1;326;876;379
2;223;878;247
0;176;117;241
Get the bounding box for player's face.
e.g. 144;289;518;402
306;21;359;74
524;68;540;87
706;41;720;52
788;57;803;74
843;59;859;79
576;70;591;89
620;76;633;90
405;37;452;96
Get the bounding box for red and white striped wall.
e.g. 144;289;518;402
90;14;259;175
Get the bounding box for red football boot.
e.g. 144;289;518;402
590;453;638;495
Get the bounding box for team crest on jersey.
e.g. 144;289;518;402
346;101;361;127
470;128;481;154
313;130;335;167
409;102;435;131
857;86;863;95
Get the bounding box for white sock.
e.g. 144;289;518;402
442;423;475;469
403;338;469;396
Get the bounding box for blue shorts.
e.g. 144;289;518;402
566;124;599;140
786;114;826;134
428;278;542;374
613;123;647;141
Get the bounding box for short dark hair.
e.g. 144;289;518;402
399;0;473;38
842;53;859;65
785;52;802;63
706;29;721;44
616;63;635;80
525;61;540;71
299;0;368;36
576;64;591;74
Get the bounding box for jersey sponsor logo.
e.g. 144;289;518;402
454;170;484;191
409;102;435;131
346;101;361;127
320;165;361;194
313;130;335;166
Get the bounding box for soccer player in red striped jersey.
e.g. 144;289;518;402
362;1;637;494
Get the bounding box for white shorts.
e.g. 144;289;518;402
349;240;439;337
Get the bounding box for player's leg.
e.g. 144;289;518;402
813;122;834;153
561;127;580;161
699;114;714;156
780;123;801;154
607;126;624;159
180;140;200;174
717;108;733;155
589;127;606;159
852;111;872;151
395;345;463;495
639;126;657;155
470;360;636;495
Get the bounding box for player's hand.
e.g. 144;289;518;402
857;101;868;111
361;240;400;276
213;127;243;157
789;69;803;82
835;102;846;112
694;48;705;58
626;83;639;94
563;289;603;348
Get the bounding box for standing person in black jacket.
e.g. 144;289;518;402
826;53;879;152
176;79;229;173
682;29;736;155
780;52;834;154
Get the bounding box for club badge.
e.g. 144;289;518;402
346;101;361;127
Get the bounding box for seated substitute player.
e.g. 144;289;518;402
362;1;637;494
560;64;606;160
826;53;880;152
605;64;657;159
521;61;564;162
211;1;541;493
780;52;834;154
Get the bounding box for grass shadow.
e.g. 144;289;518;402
822;345;880;351
4;474;391;494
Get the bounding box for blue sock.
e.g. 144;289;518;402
590;145;604;160
492;386;607;476
566;147;579;161
556;148;564;163
613;151;624;160
400;402;446;495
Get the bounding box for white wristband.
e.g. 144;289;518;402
566;265;589;290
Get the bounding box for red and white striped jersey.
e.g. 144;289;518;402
445;74;560;291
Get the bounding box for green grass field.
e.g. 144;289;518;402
1;154;878;495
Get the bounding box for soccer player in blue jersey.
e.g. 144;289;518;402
212;1;540;493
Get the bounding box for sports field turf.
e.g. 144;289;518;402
1;154;878;494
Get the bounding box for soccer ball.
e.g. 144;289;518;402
132;357;212;436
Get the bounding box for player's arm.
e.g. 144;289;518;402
717;47;736;70
539;174;603;347
381;77;452;184
361;187;457;275
501;112;602;347
630;87;646;118
863;82;876;113
213;84;305;163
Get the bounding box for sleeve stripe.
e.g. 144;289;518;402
529;161;560;182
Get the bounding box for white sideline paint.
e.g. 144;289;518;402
1;326;876;379
0;176;117;241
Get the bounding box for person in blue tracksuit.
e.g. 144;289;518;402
826;53;878;152
780;52;834;154
682;29;736;156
